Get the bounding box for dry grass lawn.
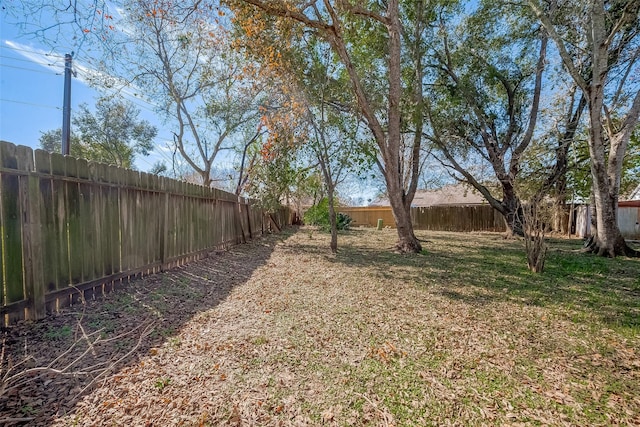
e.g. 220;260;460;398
3;227;639;426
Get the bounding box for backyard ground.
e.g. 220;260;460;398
2;227;639;426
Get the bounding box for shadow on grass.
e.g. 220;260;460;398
0;228;295;425
330;230;640;333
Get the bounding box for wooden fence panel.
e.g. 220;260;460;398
17;146;45;320
412;205;505;232
64;156;83;285
339;205;506;232
50;152;70;292
88;163;103;281
35;150;59;293
339;207;397;228
0;141;291;324
78;159;95;285
0;143;24;317
107;165;121;275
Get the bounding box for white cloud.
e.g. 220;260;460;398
4;40;66;72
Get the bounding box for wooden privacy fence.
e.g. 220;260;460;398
411;205;505;232
0;141;290;325
339;205;506;232
337;207;397;229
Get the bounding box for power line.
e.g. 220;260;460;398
0;98;61;110
0;63;61;75
0;44;64;59
0;54;64;66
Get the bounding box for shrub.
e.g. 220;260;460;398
337;212;353;230
303;198;330;227
303;198;352;231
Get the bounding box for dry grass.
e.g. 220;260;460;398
3;227;640;426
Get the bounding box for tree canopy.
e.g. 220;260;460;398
40;96;157;169
8;0;640;257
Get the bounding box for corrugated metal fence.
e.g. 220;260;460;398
0;141;290;325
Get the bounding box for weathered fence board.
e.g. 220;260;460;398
412;205;506;232
338;207;397;229
0;141;291;325
339;205;506;232
1;143;24;314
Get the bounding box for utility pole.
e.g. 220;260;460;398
61;53;74;155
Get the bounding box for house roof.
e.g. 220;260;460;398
628;183;640;201
370;183;487;207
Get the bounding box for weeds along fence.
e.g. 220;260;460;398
0;142;290;325
340;205;506;232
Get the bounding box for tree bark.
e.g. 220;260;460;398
501;185;523;237
386;175;422;252
327;188;338;253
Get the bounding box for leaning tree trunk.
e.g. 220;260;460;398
383;0;422;254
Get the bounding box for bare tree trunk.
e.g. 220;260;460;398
502;185;523;237
327;188;338;253
553;191;567;234
522;199;549;273
387;178;421;252
585;82;639;257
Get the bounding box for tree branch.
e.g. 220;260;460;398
527;0;588;93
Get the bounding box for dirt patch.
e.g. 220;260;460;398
1;231;283;425
2;228;639;426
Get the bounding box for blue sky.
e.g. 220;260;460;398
0;11;174;172
0;6;383;200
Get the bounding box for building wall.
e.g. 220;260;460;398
575;204;640;240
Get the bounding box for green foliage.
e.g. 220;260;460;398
622;127;640;198
304;198;331;227
337;212;353;230
73;97;156;168
303;198;352;231
149;161;168;176
44;325;72;341
566;124;639;201
39;128;83;157
154;377;171;392
244;139;304;212
39;96;157;169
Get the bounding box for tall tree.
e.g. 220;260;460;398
230;0;429;252
425;2;548;236
253;29;368;251
528;0;640;257
117;0;264;187
299;45;366;252
243;133;305;212
39;129;83;158
40;96;156;168
73;97;156;168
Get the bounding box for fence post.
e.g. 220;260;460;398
17;146;46;320
245;199;253;239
